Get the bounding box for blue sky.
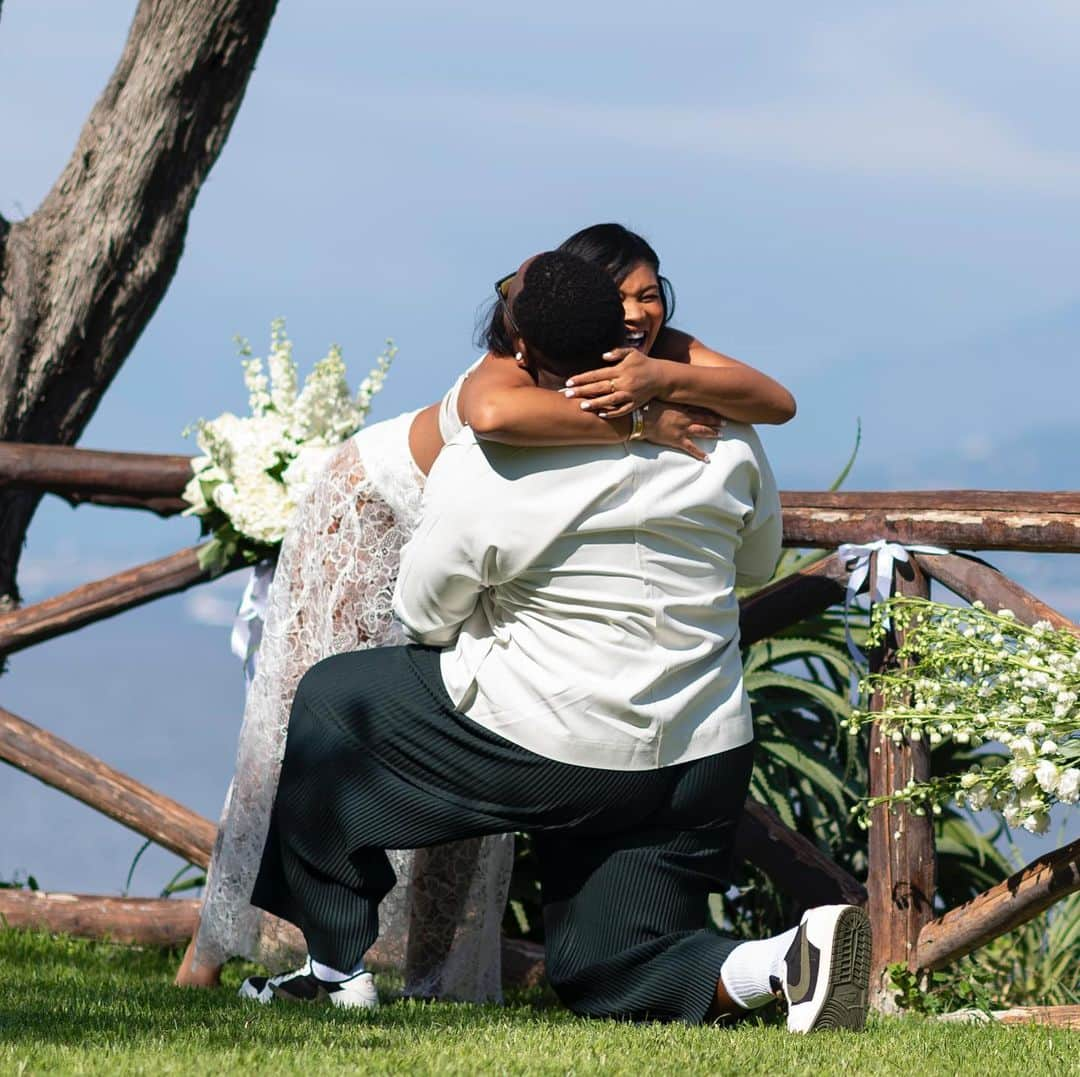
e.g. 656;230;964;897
1;2;1078;891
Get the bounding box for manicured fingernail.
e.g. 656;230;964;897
565;379;576;387
563;388;576;397
598;412;608;418
580;401;590;410
702;455;710;463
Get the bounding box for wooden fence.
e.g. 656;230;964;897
1;443;1078;1023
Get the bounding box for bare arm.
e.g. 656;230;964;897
566;327;797;425
460;354;634;444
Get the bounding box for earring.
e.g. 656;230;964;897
515;352;523;361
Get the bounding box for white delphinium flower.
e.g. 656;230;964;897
1058;768;1080;804
1022;812;1050;835
1034;759;1060;795
1002;802;1022;827
291;344;361;445
355;343;396;414
267;318;298;415
1011;736;1036;758
242;355;271;416
1009;764;1033;789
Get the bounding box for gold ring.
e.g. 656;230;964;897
609;380;617;394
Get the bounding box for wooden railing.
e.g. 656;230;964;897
1;443;1078;1019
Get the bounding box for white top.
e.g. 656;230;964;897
392;425;782;771
437;357;485;443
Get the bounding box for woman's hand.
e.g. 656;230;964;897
642;401;725;462
563;348;669;418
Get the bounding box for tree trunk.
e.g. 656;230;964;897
0;0;278;604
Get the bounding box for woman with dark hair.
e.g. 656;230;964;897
178;228;795;1000
445;222;795;465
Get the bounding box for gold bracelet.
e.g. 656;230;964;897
628;407;646;441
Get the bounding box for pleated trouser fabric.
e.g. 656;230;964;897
251;644;753;1024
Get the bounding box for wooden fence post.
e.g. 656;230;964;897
866;553;935;1011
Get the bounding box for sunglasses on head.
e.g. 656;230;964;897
494;272;521;337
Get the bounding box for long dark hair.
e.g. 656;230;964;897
476;222;676;356
558;223;676;324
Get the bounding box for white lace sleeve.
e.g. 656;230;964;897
194;415;514;1002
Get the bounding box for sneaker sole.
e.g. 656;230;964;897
329;992;379;1011
807;906;871;1032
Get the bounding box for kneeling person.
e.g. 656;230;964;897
243;250;871;1031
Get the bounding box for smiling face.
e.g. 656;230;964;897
617;261;665;354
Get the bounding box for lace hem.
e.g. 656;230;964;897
194;413;513;1001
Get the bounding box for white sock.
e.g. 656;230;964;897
310;957;366;983
719;925;799;1009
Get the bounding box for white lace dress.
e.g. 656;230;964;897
194;406;514;1001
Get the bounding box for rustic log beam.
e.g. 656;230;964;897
0;890;200;947
781;491;1080;513
940;1005;1080;1029
916;835;1080;972
0;705;215;867
781;503;1080;553
0;544;241;656
3;451;1078;555
736;799;867;908
914;552;1080;635
989;1006;1080;1029
0;443;191;507
867;555;936;1011
0;884;549;990
738;552;853;646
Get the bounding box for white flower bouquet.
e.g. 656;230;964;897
183;319;395;573
847;597;1080;834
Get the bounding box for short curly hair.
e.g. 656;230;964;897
511;251;625;379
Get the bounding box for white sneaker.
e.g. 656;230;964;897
779;905;871;1033
239;958;379;1011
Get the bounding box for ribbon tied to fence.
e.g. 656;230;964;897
837;539;949;703
230;558;277;686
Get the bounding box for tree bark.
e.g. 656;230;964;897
0;0;278;604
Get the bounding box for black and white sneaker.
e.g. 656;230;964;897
774;905;871;1033
239;958;379;1011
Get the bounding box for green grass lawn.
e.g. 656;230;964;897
1;929;1076;1075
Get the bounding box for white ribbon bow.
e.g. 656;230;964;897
230;558;277;686
837;539;948;702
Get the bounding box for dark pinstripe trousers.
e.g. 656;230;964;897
251;645;753;1023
